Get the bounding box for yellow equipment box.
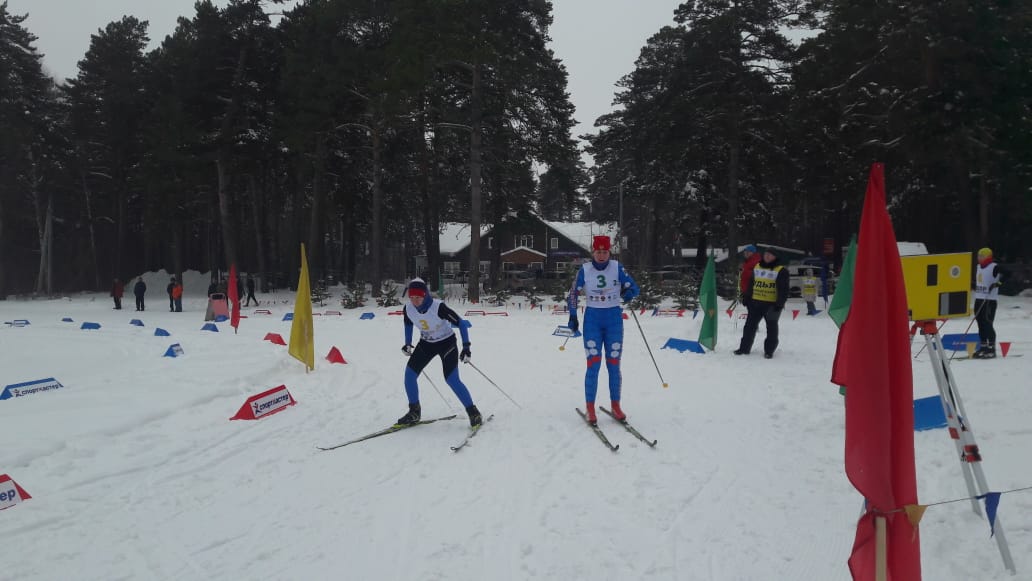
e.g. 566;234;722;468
900;253;971;321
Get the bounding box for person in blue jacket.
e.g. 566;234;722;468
567;235;640;426
396;278;483;427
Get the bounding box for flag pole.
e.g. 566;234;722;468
875;516;887;581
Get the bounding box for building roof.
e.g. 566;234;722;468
678;248;732;262
439;223;492;255
541;220;619;253
500;246;546;258
438;219;618;256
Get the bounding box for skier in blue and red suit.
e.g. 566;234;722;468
567;235;640;426
396;277;483;428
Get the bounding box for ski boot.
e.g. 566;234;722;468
610;401;627;422
585;402;598;426
395;403;421;426
466;405;483;427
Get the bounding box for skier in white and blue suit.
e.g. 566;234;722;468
396;278;483;427
567;235;640;426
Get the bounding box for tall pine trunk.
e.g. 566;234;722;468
468;63;483;303
419;97;440;289
307;135;327;279
248;174;268;285
370;120;384;297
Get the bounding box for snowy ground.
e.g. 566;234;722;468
1;270;1030;581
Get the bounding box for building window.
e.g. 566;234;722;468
487;237;493;249
554;261;568;272
530;262;543;272
520;235;534;248
444;262;460;273
550;237;558;249
478;261;489;273
502;261;515;271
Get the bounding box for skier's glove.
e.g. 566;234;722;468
460;343;472;363
402;344;414;356
621;286;638;303
567;316;579;334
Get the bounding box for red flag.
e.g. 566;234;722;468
229;264;241;333
831;163;921;580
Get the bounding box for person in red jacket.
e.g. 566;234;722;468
110;278;125;310
171;280;184;312
738;244;760;298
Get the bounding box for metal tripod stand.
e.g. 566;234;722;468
917;320;1016;574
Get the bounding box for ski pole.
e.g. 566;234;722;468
422;371;454;410
628;307;669;388
464;360;522;408
559;336;574;351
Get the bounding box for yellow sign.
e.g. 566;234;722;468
900;253;971;321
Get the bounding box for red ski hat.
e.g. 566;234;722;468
592;235;611;251
406;278;428;298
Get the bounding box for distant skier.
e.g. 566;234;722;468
972;247;1002;359
396;278;483;428
566;235;640;426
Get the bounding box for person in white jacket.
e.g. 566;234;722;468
972;247;1002;359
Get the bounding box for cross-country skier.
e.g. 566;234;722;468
396;278;483;427
566;235;640;426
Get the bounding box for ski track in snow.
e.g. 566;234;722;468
1;291;1031;580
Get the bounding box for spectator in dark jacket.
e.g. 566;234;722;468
244;275;259;306
111;278;124;310
734;247;790;358
133;277;147;311
167;277;176;312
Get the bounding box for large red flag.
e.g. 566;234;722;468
831;163;921;580
229;264;241;333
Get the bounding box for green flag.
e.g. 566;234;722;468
698;254;718;350
828;236;857;328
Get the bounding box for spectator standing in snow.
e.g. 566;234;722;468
111;278;124;310
172;280;184;312
133;277;147;311
167;277;176;311
972;247;1002;359
802;269;818;316
735;247;789;358
244;275;259;306
396;278;483;429
738;244;761;301
566;235;640;426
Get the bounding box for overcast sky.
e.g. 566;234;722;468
8;0;682;162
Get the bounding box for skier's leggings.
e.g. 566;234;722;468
404;336;473;407
582;306;624;404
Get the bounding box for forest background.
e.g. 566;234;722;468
2;0;1031;301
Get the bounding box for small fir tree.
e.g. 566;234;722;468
311;280;330;307
672;275;699;310
628;270;662;309
340;283;366;309
377;281;401;307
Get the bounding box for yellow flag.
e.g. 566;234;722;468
288;243;315;371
